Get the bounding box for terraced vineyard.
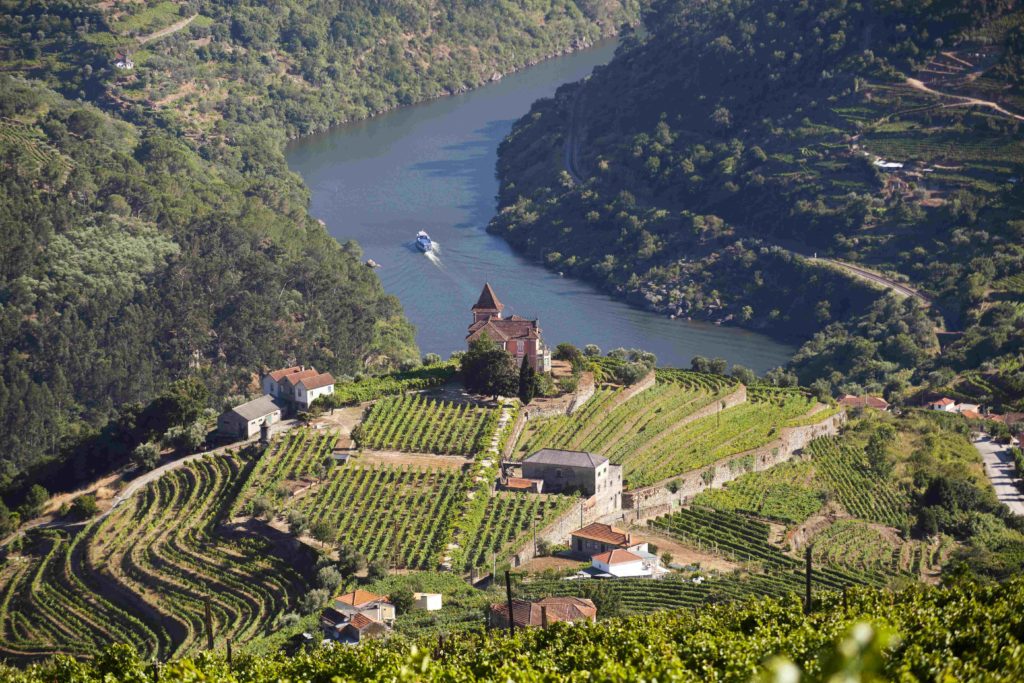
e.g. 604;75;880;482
0;118;74;183
619;391;816;488
808;437;911;527
693;458;826;524
650;508;888;590
810;519;949;577
358;394;498;455
462;493;576;572
0;455;306;664
232;429;339;515
294;465;466;569
518;572;819;615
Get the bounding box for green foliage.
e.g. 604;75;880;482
69;494;98;520
358;395;499;456
462;336;518;397
331;362;459;406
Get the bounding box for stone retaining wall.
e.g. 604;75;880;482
620;409;846;524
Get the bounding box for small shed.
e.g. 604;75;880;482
413;593;443;611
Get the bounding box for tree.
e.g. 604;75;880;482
709;358;728;375
298;589;330;615
286;509;308;536
731;364;757;386
70;494;98;519
423;353;442;366
553;343;582;362
251;495;274;520
336;544;366;582
316;566;343;592
691;356;711;373
865;424;896;476
389;587;415;615
0;500;17;536
311;520;335;544
131;442;160;470
461;335;518;397
810;378;832;403
583;344;601;357
518;357;537;405
367;558;389;581
19;484;49;519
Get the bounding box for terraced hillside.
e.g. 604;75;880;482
357;395;499;455
0;455;306;664
514;371;825;488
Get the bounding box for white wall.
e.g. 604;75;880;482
593;559;647;577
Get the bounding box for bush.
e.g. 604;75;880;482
316;566;343;592
389;587;415;614
18;484;48;519
423;353;442;366
286;509;308;536
583;344;601;357
298;589;330;615
70;494;98;519
553;343;582;362
310;520;335;544
131;442;160;470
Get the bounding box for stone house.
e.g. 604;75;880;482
217;395;284;440
263;366;335;410
521;449;622;514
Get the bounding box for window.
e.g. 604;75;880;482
516;340;524;354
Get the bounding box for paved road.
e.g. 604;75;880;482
974;436;1024;516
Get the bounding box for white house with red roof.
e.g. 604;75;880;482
590;549;656;578
262;365;335;409
466;283;551;373
927;397;958;412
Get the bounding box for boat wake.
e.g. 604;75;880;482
425;246;442;267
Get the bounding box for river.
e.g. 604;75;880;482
286;40;795;372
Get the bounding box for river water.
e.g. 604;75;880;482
286;41;794;372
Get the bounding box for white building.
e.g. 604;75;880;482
413;593;443;611
591;549;649;577
262;366;335;409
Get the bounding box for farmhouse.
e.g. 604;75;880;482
521;449;622;513
927;397;958;412
262;366;336;409
466;283;551;373
487;597;596;630
332;590;396;626
319;609;388;644
570;522;647;557
217;395;284;440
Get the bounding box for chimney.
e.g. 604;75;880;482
625;532;631;546
540;605;549;629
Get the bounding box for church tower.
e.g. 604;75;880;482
471;283;504;324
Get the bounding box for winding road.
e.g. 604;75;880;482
974;436;1024;516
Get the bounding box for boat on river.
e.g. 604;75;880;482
415;230;433;252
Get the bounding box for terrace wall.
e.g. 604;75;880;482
618;409;847;525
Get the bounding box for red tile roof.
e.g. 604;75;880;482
268;366;303;382
489;597;596;628
347;613;375;630
928;397;956;407
299;372;335;390
592;549;642;565
335;590;387;609
838;395;890;410
472;283;504;312
571;523;629;546
503;477;539;490
281;368;319;387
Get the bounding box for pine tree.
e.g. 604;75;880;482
518;356;536;405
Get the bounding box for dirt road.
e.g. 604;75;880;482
905;77;1024;122
137;15;197;45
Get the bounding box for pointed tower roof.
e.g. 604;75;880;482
472;283;504;312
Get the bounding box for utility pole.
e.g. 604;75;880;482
204;595;215;650
504;571;516;636
804;545;814;615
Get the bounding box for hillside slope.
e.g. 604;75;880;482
0;0;641;500
490;0;1024;406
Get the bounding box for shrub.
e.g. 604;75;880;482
131;442;160;470
298;589;330;615
70;494;98;519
